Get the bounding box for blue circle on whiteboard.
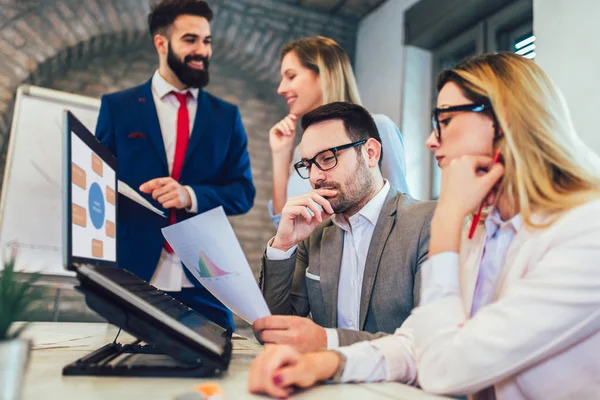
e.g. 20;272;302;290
88;182;105;230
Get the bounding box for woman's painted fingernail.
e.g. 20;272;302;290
273;374;283;386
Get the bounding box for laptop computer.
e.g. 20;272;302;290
61;110;232;377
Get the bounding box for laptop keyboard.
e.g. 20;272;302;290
81;265;230;341
93;267;192;321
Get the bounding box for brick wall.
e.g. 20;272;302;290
0;0;359;276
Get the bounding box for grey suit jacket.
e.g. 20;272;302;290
259;189;435;347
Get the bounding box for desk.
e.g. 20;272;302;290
21;322;450;400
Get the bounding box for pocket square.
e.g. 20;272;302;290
305;270;321;281
127;132;146;140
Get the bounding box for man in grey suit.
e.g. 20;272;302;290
253;102;435;352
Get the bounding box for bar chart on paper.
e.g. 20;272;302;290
197;251;231;278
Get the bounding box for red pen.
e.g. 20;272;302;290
467;149;502;239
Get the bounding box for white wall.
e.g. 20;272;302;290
356;0;420;125
401;46;433;199
355;0;430;198
534;0;600;155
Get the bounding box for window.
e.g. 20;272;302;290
514;33;535;59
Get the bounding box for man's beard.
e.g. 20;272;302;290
167;44;210;88
314;156;375;215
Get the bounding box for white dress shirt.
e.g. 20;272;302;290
470;210;521;315
149;70;199;291
266;181;391;348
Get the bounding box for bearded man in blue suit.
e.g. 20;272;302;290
95;0;255;330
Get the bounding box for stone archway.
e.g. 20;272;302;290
0;0;359;274
0;0;357;153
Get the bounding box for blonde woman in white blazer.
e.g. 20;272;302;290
247;53;600;400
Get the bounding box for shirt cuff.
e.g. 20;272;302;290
325;328;340;349
336;341;387;383
265;237;297;260
267;199;281;229
184;185;198;214
420;252;460;306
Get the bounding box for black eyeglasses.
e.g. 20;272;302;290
431;103;493;142
294;140;367;179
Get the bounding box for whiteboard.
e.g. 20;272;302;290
0;85;100;275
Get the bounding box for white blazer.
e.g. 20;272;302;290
412;199;600;399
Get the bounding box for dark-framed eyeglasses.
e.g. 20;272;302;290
293;140;367;179
431;103;493;142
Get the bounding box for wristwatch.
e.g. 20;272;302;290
330;350;347;383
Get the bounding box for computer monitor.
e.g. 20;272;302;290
63;110;117;270
61;111;232;377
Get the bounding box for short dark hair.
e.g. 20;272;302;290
301;102;383;167
148;0;213;37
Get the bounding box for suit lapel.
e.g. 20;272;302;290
358;189;398;330
319;224;344;328
492;224;533;300
137;79;169;173
182;90;211;172
462;214;534;313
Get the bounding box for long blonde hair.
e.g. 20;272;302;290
437;53;600;228
281;36;362;106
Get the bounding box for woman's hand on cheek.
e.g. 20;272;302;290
437;155;505;219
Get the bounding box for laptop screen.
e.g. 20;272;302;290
63;111;118;269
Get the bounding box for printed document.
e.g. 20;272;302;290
118;180;166;218
162;207;271;323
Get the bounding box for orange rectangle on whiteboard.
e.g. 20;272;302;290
92;239;103;258
92;153;103;176
72;204;86;227
72;163;86;189
106;220;115;238
106;186;115;205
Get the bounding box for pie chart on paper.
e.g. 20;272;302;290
197;250;231;278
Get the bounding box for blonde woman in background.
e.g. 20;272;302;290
269;36;409;227
248;52;600;400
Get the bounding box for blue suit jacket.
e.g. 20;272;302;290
95;79;255;283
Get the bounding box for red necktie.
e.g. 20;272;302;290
165;91;190;253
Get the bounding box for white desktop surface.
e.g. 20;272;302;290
20;322;451;400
